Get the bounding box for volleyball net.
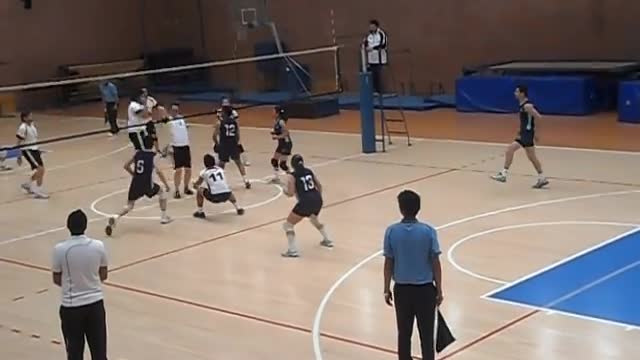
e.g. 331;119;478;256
0;44;341;152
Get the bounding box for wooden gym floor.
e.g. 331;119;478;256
1;104;639;359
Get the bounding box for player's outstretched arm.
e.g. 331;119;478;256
212;120;220;145
284;174;295;197
124;157;135;176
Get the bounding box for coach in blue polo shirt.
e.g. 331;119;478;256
383;189;443;360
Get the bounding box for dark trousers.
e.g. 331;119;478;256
104;102;119;134
394;283;437;360
59;300;107;360
369;64;384;94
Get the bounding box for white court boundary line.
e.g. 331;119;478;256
1;144;130;176
89;178;283;220
311;189;640;360
483;226;640;296
0;150;370;246
447;221;640;285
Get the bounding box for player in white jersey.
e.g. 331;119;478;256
166;102;194;199
16;111;48;199
127;91;151;150
192;153;244;218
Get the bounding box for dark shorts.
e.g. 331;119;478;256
276;140;292;156
203;190;232;204
218;142;241;162
516;132;535;148
172;145;191;169
128;182;161;202
22;149;43;170
292;196;323;217
129;131;145;150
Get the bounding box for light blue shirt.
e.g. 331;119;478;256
99;81;119;103
383;220;441;285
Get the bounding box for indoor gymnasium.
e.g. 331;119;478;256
2;1;640;359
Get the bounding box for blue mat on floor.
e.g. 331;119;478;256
234;91;294;104
338;93;438;110
178;91;232;102
427;94;456;107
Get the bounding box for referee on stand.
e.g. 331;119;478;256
99;80;119;136
383;190;445;360
364;19;388;94
52;210;109;360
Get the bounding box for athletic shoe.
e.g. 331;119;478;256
105;217;116;237
245;181;251;189
20;183;32;194
320;239;334;248
193;211;206;219
160;215;173;224
236;208;245;215
532;178;549;189
281;250;300;258
33;192;50;199
490;173;507;183
184;188;194;196
174;191;181;199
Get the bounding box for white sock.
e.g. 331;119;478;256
287;232;298;253
243;176;248;183
30;181;37;190
538;173;545;180
318;226;330;241
500;168;508;176
161;210;167;217
197;207;203;212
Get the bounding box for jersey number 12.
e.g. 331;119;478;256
224;124;236;137
301;174;315;191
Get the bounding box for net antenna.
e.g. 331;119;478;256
231;0;312;98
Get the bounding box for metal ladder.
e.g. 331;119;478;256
375;87;411;152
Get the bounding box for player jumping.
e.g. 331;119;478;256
105;137;172;236
193;154;245;219
491;85;549;189
281;154;333;258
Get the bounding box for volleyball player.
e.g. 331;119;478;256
281;154;333;258
166;103;194;199
270;105;293;182
192;154;245;219
216;97;250;166
105;137;172;236
213;101;251;189
491;85;549;189
127;91;150;151
16;111;49;199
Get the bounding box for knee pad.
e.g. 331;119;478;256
279;161;289;172
309;215;323;229
283;222;295;234
271;158;279;169
159;189;167;201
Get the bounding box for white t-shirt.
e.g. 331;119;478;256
127;101;146;133
366;29;388;65
200;167;230;194
16;122;38;150
145;96;158;121
52;235;108;307
169;116;190;147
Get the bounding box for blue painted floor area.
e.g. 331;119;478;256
488;228;640;327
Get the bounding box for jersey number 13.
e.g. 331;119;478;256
301;174;315;191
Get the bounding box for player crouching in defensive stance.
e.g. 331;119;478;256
193;153;245;219
281;154;333;258
105;137;172;236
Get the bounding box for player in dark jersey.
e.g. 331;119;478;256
269;105;293;182
281;154;333;258
213;99;251;189
105;137;172;236
491;85;548;189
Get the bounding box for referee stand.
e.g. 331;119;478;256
359;45;411;153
